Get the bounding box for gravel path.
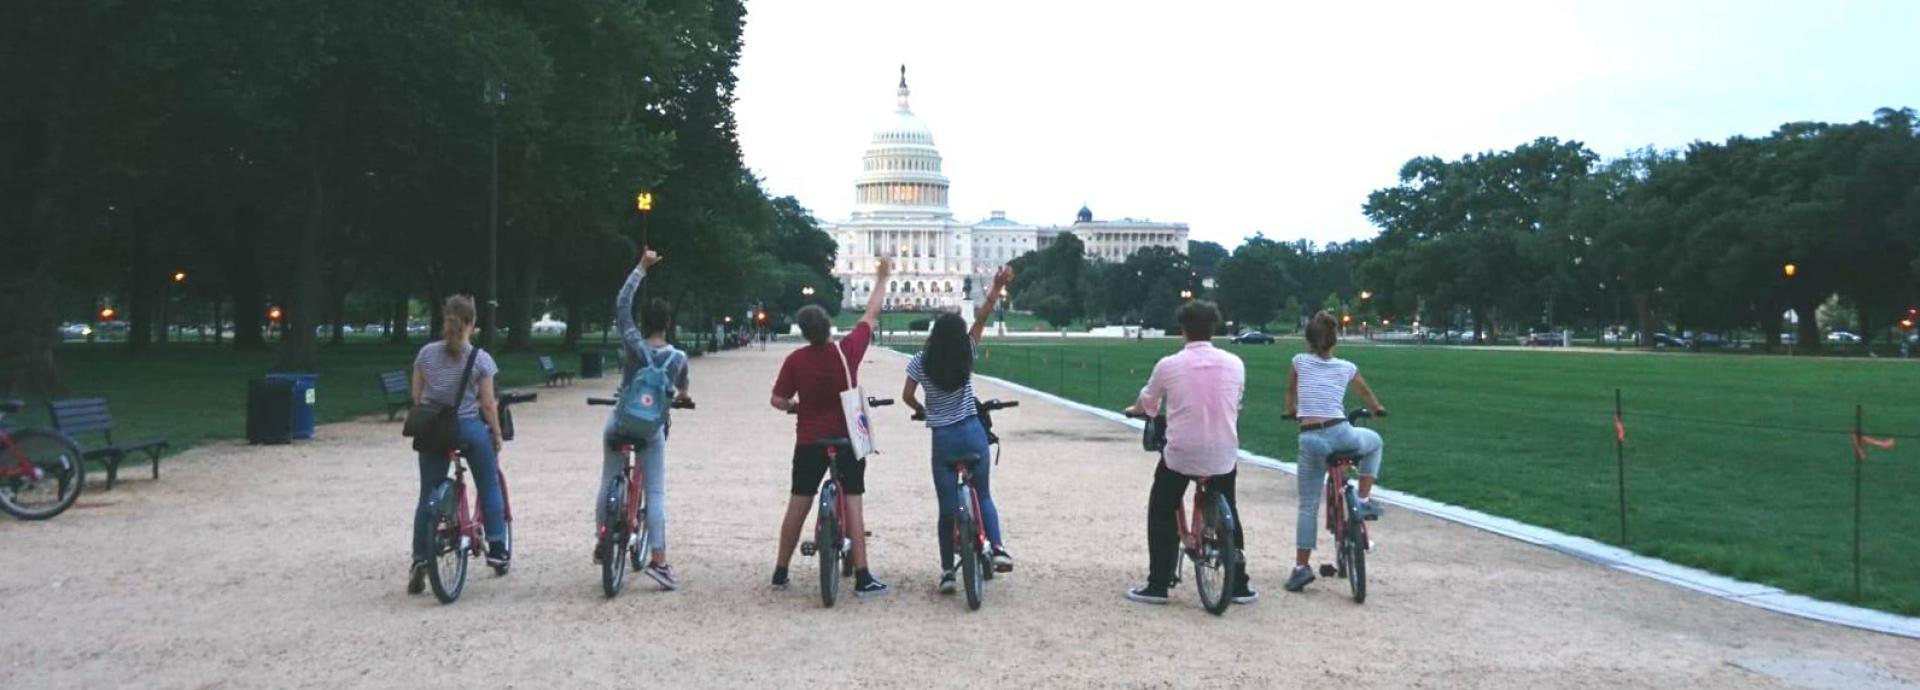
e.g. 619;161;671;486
7;344;1916;689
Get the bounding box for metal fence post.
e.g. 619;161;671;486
1615;389;1627;545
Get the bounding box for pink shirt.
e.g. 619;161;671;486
1136;341;1245;477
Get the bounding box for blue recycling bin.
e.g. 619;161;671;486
264;373;319;439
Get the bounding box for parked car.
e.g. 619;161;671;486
1827;331;1861;344
1684;332;1730;349
1525;331;1565;347
1231;330;1275;345
1778;332;1797;345
1651;332;1690;349
59;322;91;338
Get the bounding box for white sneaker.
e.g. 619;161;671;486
938;569;957;594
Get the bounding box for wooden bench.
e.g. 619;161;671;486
377;370;410;421
538;355;574;387
47;398;170;491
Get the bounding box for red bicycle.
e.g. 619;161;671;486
1317;408;1381;604
423;392;533;604
1127;409;1241;615
913;398;1018;611
586;395;694;598
0;400;85;520
794;396;892;608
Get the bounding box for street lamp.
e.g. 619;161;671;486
161;271;186;344
1180;289;1194;301
1783;263;1797;278
1360;290;1373;300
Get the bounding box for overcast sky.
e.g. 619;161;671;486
734;0;1920;249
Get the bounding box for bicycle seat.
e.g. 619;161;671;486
1328;450;1361;464
941;453;982;467
0;400;21;415
606;434;651;451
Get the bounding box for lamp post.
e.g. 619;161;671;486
160;271;185;344
802;285;815;304
483;81;507;348
1180;289;1194;301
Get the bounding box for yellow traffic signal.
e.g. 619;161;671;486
636;191;653;212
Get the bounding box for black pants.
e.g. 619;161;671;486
1147;460;1248;590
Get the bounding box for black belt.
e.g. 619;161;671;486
1298;418;1347;432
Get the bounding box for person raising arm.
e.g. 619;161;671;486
767;257;895;596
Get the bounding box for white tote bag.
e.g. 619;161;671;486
834;341;876;459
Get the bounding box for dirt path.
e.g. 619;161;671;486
7;345;1916;689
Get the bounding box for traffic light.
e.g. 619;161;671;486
755;311;767;324
98;307;116;320
268;306;283;321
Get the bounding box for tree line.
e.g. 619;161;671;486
0;0;840;394
1006;108;1920;348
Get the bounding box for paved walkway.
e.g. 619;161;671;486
6;344;1917;688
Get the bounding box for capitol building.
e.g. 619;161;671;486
823;68;1190;311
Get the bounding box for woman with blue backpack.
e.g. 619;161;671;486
595;249;691;590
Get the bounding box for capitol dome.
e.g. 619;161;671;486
854;65;951;216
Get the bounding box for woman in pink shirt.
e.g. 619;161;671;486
1121;301;1256;605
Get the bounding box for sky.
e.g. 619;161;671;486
734;0;1920;249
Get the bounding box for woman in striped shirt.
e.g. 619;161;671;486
1282;310;1388;593
902;266;1015;594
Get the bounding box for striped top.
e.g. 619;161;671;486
905;341;978;428
1291;352;1356;419
415;342;499;419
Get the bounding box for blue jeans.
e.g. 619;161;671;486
599;415;667;553
1294;423;1383;550
931;416;1003;570
413;416;507;561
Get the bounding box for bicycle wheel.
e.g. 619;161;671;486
601;475;628;597
1344;487;1367;604
817;487;841;608
0;429;85;520
631;491;651;572
425;481;468;604
1194;493;1234;615
958;503;983;611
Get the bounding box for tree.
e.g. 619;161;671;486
1007;233;1086;328
1214;235;1291;328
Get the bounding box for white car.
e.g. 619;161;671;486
1827;331;1861;344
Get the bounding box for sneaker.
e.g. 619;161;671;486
592;541;608;565
991;546;1014;573
1125;585;1169;605
771;566;790;589
1356;499;1386;521
854;575;891;598
486;542;511;570
938;569;957;594
407;560;429;595
1232;586;1260;605
645;563;679;591
1283;565;1316;592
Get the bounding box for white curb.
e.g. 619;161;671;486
889;349;1920;640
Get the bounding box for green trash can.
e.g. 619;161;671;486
581;350;606;379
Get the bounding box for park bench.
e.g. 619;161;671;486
47;398;170;491
538;355;575;387
377;370;410;421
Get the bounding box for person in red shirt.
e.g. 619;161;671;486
769;256;894;596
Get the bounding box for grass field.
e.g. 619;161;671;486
890;336;1920;615
4;342;587;454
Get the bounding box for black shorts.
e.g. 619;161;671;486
791;442;866;496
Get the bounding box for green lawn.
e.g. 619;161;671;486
5;341;592;453
893;338;1920;615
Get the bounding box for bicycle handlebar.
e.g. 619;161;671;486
910;398;1017;422
1280;408;1385;422
586;396;696;410
784;396;892;415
